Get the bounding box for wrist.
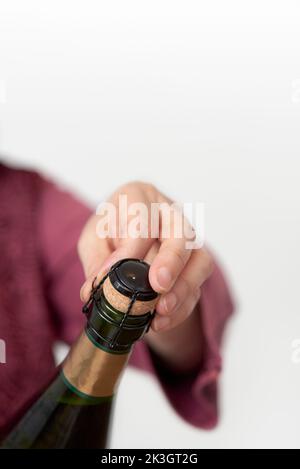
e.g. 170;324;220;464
144;305;203;374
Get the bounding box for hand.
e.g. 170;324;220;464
78;181;213;333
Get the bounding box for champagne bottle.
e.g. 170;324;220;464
1;259;158;449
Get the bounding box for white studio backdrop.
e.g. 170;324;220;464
0;1;300;449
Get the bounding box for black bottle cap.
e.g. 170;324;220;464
108;258;158;301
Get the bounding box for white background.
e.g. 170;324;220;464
0;1;300;449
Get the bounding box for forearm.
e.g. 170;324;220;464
144;304;203;375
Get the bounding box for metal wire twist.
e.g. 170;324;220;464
82;263;155;349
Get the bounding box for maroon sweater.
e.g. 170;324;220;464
0;163;234;440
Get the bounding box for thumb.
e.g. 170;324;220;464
98;237;155;274
79;237;154;303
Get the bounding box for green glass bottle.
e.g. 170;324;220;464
1;259;157;449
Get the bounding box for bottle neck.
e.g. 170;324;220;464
62;331;130;398
62;283;156;399
86;293;154;354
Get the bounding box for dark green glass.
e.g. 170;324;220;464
1;258;156;449
1;370;114;449
86;293;153;354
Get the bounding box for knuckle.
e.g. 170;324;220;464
143;182;160;201
143;181;157;193
121;180;157;193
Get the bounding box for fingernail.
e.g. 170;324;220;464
154;316;171;331
163;292;177;313
157;267;172;290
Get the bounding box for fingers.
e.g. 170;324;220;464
79;238;155;303
152;288;201;332
149;238;192;293
143;240;160;264
148;203;196;293
78;211;155;302
77;181;212;321
152;248;213;331
99;237;155;276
